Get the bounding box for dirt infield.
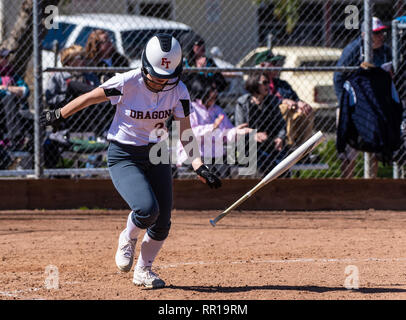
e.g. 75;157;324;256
1;209;406;300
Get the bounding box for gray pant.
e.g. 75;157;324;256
107;140;173;241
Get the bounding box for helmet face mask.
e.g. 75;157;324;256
141;33;183;92
141;67;180;92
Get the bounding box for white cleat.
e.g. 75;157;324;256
133;266;165;289
115;230;137;272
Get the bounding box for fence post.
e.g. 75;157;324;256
392;19;399;72
0;0;4;43
53;40;59;67
33;0;44;178
363;0;373;179
267;32;273;49
392;19;400;179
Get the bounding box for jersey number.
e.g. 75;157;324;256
153;122;167;140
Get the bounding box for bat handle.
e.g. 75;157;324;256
209;219;216;227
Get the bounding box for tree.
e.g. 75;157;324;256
2;0;61;78
254;0;301;34
273;0;300;34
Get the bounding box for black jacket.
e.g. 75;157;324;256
235;93;286;156
235;93;285;138
337;66;403;164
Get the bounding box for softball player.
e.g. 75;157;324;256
40;34;221;289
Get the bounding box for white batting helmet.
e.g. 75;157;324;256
141;33;183;90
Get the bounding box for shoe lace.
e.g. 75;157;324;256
120;240;135;258
143;267;160;280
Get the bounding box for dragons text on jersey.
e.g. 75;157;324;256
129;109;172;120
100;69;191;146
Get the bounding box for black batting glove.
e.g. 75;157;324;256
195;164;222;189
40;108;63;132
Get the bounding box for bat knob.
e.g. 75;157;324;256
209;219;216;227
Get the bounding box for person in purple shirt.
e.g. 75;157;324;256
176;75;253;177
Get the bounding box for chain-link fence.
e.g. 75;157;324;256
392;15;406;178
0;0;404;179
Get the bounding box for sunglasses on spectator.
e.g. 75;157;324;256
259;80;270;85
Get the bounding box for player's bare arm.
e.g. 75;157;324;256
40;87;109;130
60;87;109;118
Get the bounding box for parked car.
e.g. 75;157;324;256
42;14;195;66
236;46;343;109
41;13;241;109
41;14;195;88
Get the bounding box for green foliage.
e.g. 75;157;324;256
291;139;397;179
273;0;301;34
78;206;107;210
291;139;342;178
57;158;74;168
60;0;72;6
377;161;396;178
254;0;301;34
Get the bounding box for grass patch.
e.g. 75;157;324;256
291;139;397;178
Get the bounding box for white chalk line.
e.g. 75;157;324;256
0;287;42;298
157;257;406;269
2;258;406;297
0;281;80;299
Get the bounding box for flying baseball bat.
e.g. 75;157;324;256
210;131;326;227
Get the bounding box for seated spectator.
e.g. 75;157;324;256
45;45;100;108
0;48;31;151
234;72;288;175
255;49;314;149
176;76;253;177
85;29;129;83
45;44;111;136
334;17;391;178
179;33;228;98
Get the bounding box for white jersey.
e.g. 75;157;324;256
99;69;191;146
